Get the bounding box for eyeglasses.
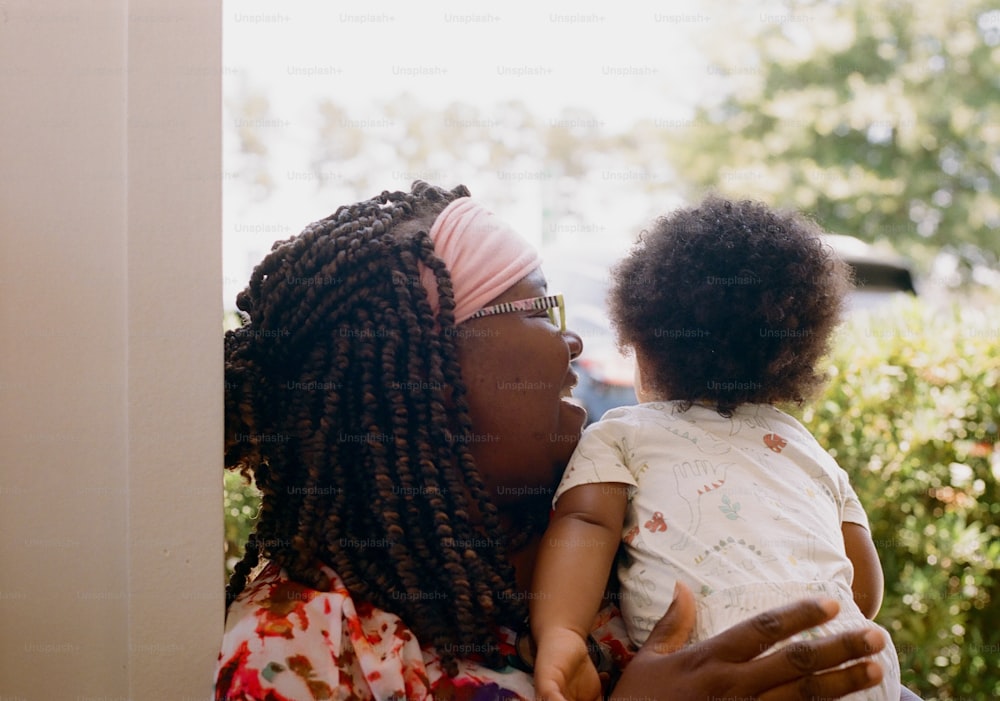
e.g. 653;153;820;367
467;293;566;333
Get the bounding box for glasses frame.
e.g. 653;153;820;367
466;293;566;333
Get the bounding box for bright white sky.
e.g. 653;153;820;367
222;0;789;306
223;1;716;126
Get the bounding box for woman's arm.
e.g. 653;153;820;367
531;482;629;701
842;521;884;619
610;581;888;701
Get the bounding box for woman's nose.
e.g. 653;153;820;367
564;328;584;361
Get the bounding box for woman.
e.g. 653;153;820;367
217;181;897;700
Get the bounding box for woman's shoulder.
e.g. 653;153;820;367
215;563;537;700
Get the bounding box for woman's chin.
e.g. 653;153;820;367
560;395;588;424
555;397;587;452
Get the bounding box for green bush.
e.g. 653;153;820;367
222;296;1000;698
224;470;260;582
795;297;1000;700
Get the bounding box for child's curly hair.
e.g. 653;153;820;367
609;195;852;416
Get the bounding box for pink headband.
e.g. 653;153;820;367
419;198;541;325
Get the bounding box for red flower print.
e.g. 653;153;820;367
644;512;667;533
763;433;787;453
255;580;314;639
287;654;333;700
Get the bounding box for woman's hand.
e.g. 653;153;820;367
611;582;885;701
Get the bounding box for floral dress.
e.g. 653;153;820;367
215;563;633;701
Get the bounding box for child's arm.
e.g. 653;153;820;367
531;481;629;701
842;521;884;619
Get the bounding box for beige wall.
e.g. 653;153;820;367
0;2;222;699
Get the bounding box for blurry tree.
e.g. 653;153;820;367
307;96;546;218
302;95;698;246
225;81;278;201
542;107;685;243
666;0;1000;279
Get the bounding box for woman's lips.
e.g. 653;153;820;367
561;371;579;396
560;371;586;417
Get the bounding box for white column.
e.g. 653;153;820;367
0;2;222;699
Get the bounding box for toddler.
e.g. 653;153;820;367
531;196;900;700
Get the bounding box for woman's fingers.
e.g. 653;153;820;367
616;595;886;701
757;659;883;701
755;628;886;678
705;597;841;661
642;581;698;656
712;600;886;701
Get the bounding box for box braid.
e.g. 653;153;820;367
224;181;529;675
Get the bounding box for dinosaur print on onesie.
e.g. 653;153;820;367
552;402;874;653
669;459;734;550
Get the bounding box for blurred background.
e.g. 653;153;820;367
223;0;1000;308
222;1;1000;698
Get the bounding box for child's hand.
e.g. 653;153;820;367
534;627;602;701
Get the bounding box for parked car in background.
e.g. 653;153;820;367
824;233;917;310
543;233;917;423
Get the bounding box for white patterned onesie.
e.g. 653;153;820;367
554;401;900;701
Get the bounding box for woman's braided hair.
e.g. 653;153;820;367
224;181;527;675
